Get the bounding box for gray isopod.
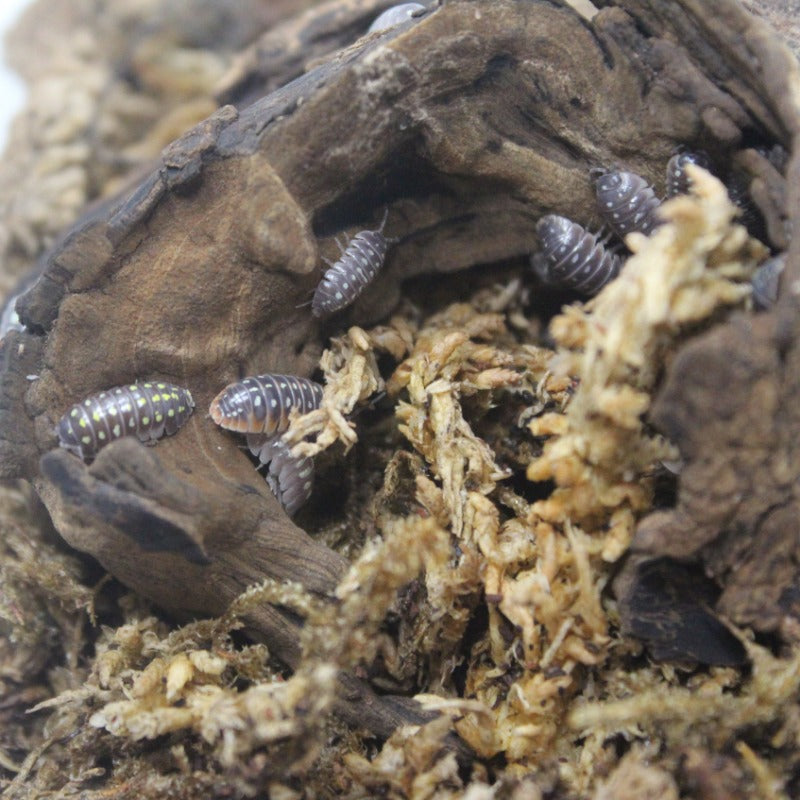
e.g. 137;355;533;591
263;438;315;517
312;213;391;317
533;215;622;295
210;372;324;516
665;151;711;197
594;169;662;238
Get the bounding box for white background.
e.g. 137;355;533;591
0;0;32;151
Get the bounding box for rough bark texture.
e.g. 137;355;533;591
1;0;799;740
605;0;800;657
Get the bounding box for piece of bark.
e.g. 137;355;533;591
216;0;432;109
618;310;800;649
2;0;799;728
591;0;800;662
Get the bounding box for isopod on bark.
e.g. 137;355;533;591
368;3;427;34
57;381;194;462
263;438;315;517
665;151;711;197
312;211;392;317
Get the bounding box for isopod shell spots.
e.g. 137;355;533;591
534;214;622;295
594;169;662;238
666;151;711;197
209;374;323;435
312;214;391;317
57;382;195;462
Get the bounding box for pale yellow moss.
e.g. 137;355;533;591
528;167;765;533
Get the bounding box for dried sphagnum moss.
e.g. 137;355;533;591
4;170;795;799
528;167;766;543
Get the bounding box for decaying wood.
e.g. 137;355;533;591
216;0;426;109
1;0;799;742
617;308;800;649
603;0;800;659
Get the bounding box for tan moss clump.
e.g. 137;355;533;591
528;167;766;549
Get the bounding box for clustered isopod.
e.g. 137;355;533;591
49;208;392;516
210;373;324;514
209;374;323;437
593;169;662;239
665;151;711;197
533;166;665;296
57;381;195;462
312;211;392;317
533;215;622;295
533;148;782;316
264;438;316;517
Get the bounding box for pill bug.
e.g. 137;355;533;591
751;254;785;311
368;3;427;33
665;151;711;197
311;211;392;317
594;169;662;238
263;438;315;516
533;214;623;295
57;381;195;462
209;374;323;435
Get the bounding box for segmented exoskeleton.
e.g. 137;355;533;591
263;438;315;517
210;373;323;515
312;212;391;317
665;151;711;197
209;374;323;435
533;214;622;295
57;381;194;462
594;169;662;238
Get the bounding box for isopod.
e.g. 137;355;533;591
368;3;427;34
312;212;391;317
533;214;623;295
665;151;711;197
594;169;662;238
751;254;785;311
263;438;315;516
57;381;195;462
209;374;323;435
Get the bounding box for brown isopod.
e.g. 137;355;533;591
209;374;323;435
533;214;623;295
211;373;323;516
594;169;662;238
